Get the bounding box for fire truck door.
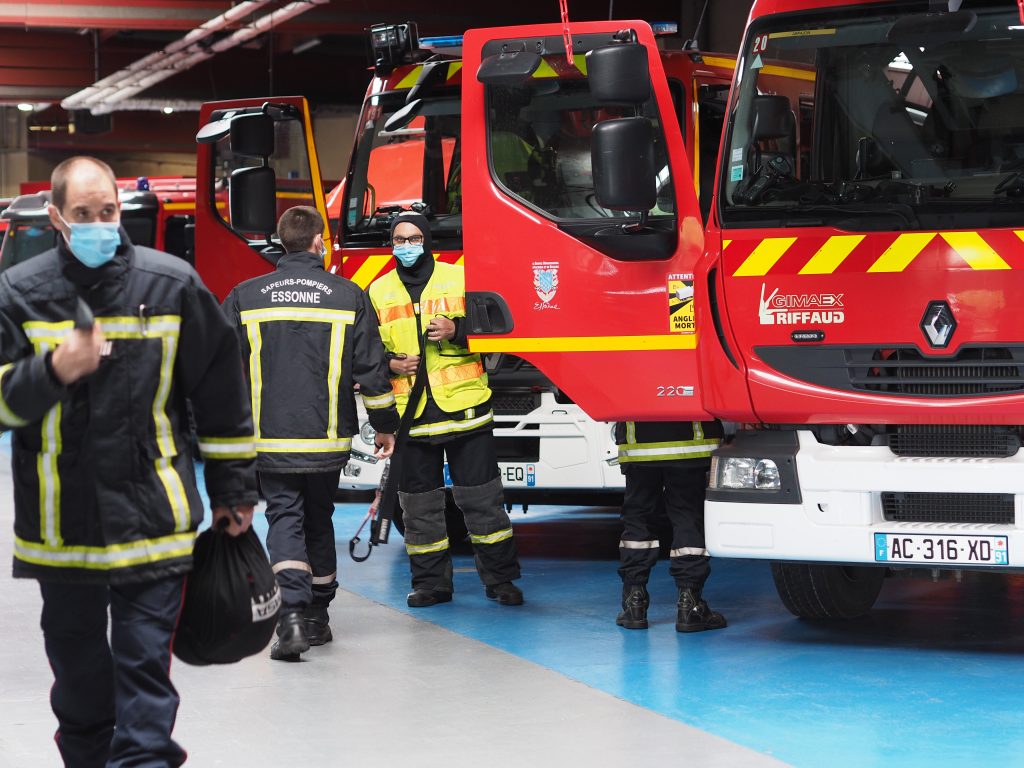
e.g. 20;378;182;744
462;21;711;422
194;96;333;300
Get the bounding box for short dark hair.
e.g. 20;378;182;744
50;156;118;212
277;206;324;252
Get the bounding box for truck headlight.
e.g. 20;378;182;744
712;457;781;490
359;422;376;446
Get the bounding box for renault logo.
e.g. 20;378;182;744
921;301;956;348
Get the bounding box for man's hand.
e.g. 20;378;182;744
375;433;396;459
389;354;419;376
51;325;105;385
212;505;254;537
426;316;456;342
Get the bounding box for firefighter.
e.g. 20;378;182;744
367;212;523;608
615;421;728;632
223;206;399;660
1;156;256;766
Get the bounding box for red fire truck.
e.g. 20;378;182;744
194;24;737;515
0;176;196;271
457;4;1024;618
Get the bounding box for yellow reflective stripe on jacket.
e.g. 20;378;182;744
197;436;257;460
406;537;450;555
256;437;353;453
24;330;64;546
362;391;396;410
151;320;188;531
241;308;355;448
470;527;513;546
94;315;181;338
0;364;29;427
240;307;356;324
13;532;196;571
618;439;721;463
408;410;494;439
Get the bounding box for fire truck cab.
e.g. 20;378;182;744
458;4;1024;619
195;24;736;515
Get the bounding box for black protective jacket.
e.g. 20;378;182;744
222;250;399;473
1;233;257;584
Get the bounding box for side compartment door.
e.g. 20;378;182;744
195;97;333;300
462;21;711;422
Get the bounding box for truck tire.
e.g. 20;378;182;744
771;562;886;619
389;491;469;553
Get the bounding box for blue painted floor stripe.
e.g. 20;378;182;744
207;462;1024;766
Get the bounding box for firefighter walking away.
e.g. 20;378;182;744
615;421;727;632
224;206;398;660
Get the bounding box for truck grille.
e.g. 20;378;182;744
854;347;1024;397
889;425;1021;458
755;344;1024;399
491;392;541;416
881;492;1015;525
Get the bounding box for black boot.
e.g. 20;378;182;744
484;582;524;605
675;588;727;633
270;610;310;660
304;606;333;646
407;589;453;608
616;584;650;630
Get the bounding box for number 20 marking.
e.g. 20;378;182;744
752;34;769;54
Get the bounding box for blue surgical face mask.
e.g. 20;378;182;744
59;214;121;268
393;243;424;268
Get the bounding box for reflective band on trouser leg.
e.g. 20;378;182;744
0;363;28;427
311;572;337;585
272;560;312;574
619;540;660;549
470;528;513;546
197;436;257;460
406;538;450;555
670;547;710;557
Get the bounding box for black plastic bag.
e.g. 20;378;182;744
173;526;281;665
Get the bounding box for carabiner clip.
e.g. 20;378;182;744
348;509;375;562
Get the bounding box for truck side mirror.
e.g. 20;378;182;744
230;113;275;158
591;117;657;212
229;166;277;234
587;44;651;104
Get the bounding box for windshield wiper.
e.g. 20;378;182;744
781;203;920;229
994;171;1024;198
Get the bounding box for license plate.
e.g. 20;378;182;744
874;533;1009;566
444;463;537;488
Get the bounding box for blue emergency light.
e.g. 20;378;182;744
418;22;677;52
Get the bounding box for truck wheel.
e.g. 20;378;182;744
770;562;885;619
388;492;469;553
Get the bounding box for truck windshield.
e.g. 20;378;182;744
721;5;1024;230
343;91;461;249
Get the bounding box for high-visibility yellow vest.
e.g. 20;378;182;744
368;262;490;419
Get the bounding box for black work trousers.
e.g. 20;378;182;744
261;469;342;612
39;575;187;768
398;429;520;591
618;463;711;591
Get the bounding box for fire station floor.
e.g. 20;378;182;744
4;450;1024;768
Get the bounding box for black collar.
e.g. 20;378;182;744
58;226;133;288
276;250;325;271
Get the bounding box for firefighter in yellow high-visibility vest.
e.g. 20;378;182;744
367;212;523;608
615;421;727;632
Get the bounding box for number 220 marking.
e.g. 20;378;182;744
657;386;693;397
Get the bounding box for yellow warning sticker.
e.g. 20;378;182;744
668;274;695;334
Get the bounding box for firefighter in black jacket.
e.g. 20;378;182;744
223;206;399;660
1;157;257;767
615;420;728;632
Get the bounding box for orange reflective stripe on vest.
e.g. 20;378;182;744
377;303;416;325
